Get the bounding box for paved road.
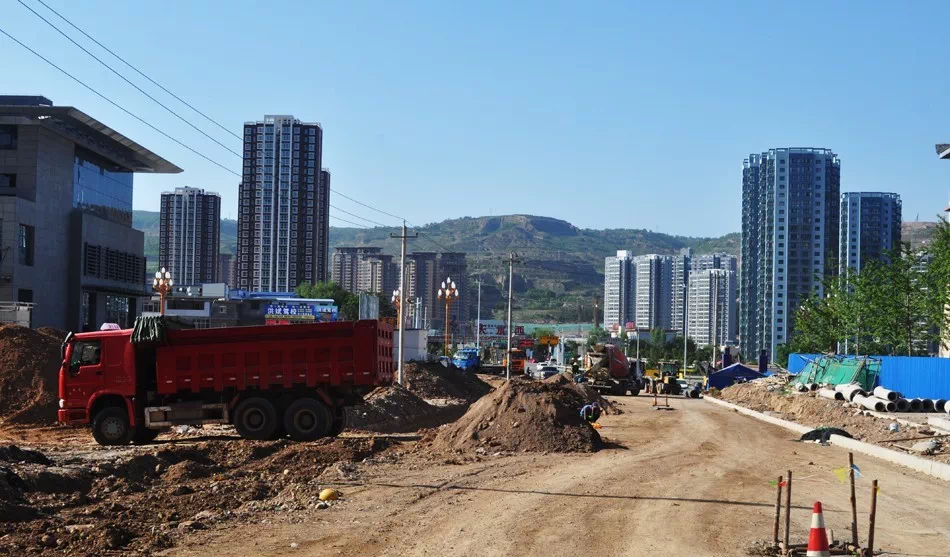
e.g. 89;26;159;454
171;395;950;556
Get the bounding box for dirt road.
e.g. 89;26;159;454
167;395;950;556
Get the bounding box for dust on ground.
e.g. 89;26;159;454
428;377;602;454
0;325;65;426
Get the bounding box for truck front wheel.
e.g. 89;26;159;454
92;406;133;446
283;398;331;441
234;397;279;440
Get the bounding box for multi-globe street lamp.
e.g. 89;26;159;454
437;277;459;357
152;267;174;316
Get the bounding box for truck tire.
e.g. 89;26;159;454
283;398;332;441
132;427;162;445
234;397;279;440
328;408;347;437
92;406;133;446
629;384;641;397
611;382;626;396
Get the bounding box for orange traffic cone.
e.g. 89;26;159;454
806;501;831;557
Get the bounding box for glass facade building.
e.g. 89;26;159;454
73;146;133;226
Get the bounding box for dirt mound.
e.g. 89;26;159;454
0;325;64;425
430;378;602;454
544;374;621;414
404;362;492;401
346;385;441;433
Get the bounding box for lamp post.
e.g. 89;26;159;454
390;289;401;322
437;277;458;357
152;267;173;316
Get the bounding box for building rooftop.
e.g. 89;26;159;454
0;96;182;173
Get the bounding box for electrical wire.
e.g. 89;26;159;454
0;25;242;178
17;0;242;158
328;203;388;228
30;0;243;142
329;215;370;229
331;189;406;223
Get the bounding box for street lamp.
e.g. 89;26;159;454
437;277;459;357
152;267;173;317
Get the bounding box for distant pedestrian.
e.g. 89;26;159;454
579;402;602;423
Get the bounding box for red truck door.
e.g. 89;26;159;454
64;339;105;404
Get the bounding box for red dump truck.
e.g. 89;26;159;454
58;319;393;446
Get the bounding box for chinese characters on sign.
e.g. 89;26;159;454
477;320;525;339
265;301;338;324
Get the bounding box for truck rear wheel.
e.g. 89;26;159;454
283;398;331;441
328;408;347;437
92;406;133;446
132;427;161;445
234;397;279;440
629;384;641;397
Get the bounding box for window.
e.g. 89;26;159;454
0;174;15;188
17;224;34;266
17;289;33;303
69;341;101;371
0;125;16;149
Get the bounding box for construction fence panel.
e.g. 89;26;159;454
787;353;818;374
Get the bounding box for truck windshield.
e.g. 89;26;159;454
454;352;471;360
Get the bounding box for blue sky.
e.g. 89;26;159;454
3;0;949;237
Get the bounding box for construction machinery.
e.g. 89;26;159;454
503;348;527;375
644;360;683;395
582;344;643;396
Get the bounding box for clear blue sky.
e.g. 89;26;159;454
3;0;949;237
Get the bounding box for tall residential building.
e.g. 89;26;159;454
839;193;902;274
358;253;397;295
740;148;841;360
405;252;438;327
603;250;635;330
236;115;330;292
687;269;738;348
218;253;236;288
0;95;180;330
158;187;220;285
671;248;691;333
437;252;469;332
694;252;738;274
331;246;382;293
633;254;673;330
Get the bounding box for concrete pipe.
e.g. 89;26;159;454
873;387;901;402
818;388;844;401
796;384;809;393
936;399;947;413
853;394;886;412
839;384;866;402
921;399;936;413
874;398;897;412
895;398;911;412
908;398;923;412
808;383;820;392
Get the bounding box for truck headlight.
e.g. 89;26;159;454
59;399;65;409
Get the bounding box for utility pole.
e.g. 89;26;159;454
390;221;417;386
682;283;688;378
593;298;599;330
476;278;482;351
506;252;522;381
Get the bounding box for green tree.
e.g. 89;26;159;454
295;281;360;321
587;326;609;347
647;327;666;361
532;327;556;340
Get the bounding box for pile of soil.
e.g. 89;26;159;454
404;362;492;402
0;436;396;554
718;381;948;460
430;378;602;454
544;374;621;414
346;385;441;433
0;325;65;425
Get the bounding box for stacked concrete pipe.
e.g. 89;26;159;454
936;399;948;413
818;388;844;401
920;399;936;412
908;398;923;412
837;384;866;402
852;394;887;412
895;398;911;412
873;387;901;401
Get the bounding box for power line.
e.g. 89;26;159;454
17;0;242;159
0;25;241;178
328;203;388;228
331;189;406;223
30;0;243;142
329;215;370;229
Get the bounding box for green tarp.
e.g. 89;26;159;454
793;356;880;391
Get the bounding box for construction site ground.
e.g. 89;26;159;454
4;379;950;555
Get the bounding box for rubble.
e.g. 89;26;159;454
0;325;65;425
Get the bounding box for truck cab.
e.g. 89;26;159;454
452;348;480;371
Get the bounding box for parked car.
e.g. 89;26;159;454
676;379;690;392
535;365;560;380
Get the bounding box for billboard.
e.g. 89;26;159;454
478;319;525;340
265;301;338;323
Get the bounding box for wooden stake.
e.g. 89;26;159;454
784;470;793;555
866;480;878;557
849;453;858;548
773;475;783;547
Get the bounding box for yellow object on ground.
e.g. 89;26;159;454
592;422;602;430
319;488;341;501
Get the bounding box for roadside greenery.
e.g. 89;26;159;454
294;281;395;321
781;220;950;361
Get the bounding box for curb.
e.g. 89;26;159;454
704;396;950;482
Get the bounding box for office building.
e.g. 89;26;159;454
0;95;181;330
358;253;398;295
603;250;635;330
687;268;738;348
671;248;691;333
159;187;220;285
236;115;330;292
740;148;841;360
839;192;902;274
633;254;673;330
218;253;236;288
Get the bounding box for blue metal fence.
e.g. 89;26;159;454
789;353;950;399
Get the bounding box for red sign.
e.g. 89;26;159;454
518;338;534;348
